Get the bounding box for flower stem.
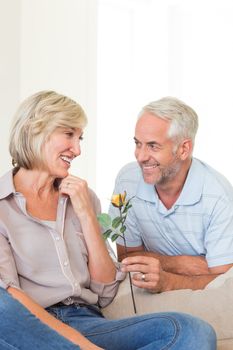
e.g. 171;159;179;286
123;235;137;314
127;270;137;314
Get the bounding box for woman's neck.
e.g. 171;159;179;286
13;167;57;198
13;168;60;221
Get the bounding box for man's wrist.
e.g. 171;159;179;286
157;270;173;292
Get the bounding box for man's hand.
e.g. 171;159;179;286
120;255;232;292
121;256;166;293
117;244;210;276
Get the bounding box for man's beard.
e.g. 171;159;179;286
155;161;181;185
152;152;182;186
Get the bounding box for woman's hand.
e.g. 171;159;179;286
60;175;94;220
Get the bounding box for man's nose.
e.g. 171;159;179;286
135;146;150;162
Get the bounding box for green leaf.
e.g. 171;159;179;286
126;201;132;209
102;229;112;240
97;213;112;228
111;233;120;242
112;216;123;228
122;206;128;214
122;200;132;213
120;225;126;234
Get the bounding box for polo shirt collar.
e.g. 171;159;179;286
137;177;157;203
0;170;16;199
136;158;204;206
176;158;204;205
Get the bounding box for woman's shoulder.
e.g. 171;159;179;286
0;170;16;201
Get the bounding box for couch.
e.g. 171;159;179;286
102;268;233;349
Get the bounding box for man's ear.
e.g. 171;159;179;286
179;139;193;160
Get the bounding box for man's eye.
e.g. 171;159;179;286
79;136;84;141
148;144;159;151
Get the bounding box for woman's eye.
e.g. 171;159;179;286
65;132;74;137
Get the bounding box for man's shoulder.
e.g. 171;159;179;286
114;162;142;192
116;162;141;180
196;159;233;198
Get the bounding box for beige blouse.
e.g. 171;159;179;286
0;170;125;308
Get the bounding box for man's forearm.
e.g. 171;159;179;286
120;250;209;276
158;271;220;292
122;254;232;293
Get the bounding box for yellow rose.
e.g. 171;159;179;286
111;191;127;208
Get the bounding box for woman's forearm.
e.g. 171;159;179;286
7;287;103;350
80;211;116;282
60;176;116;283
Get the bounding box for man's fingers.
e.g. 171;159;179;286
122;255;159;265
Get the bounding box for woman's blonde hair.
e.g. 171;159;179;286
9;90;87;169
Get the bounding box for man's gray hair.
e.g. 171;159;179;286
138;96;198;143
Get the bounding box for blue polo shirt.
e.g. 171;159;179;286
109;158;233;268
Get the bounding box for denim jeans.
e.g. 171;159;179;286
0;288;79;350
46;303;216;350
0;288;216;350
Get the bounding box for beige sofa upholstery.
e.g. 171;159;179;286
102;268;233;349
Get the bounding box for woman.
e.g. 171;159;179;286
0;90;216;350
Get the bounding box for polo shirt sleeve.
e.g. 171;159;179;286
0;232;20;289
205;196;233;268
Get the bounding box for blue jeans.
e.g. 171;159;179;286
47;303;216;350
0;288;79;350
0;288;216;350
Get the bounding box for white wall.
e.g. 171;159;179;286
97;0;233;211
0;0;97;189
0;0;21;174
2;0;233;208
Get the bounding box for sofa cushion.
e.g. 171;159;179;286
102;271;233;343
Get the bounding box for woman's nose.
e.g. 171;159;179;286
70;141;81;156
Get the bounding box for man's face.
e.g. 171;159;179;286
134;112;182;185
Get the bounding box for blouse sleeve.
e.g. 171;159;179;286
0;232;20;289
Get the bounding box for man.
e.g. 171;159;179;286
109;96;233;293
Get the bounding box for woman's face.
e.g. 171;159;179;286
42;127;83;178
